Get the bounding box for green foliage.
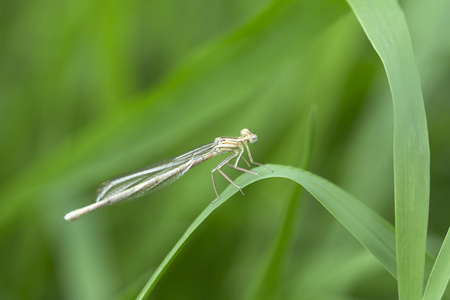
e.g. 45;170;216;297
0;0;448;299
348;1;430;299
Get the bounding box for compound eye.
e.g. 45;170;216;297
249;134;258;144
240;128;250;136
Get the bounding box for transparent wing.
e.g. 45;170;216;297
94;142;215;204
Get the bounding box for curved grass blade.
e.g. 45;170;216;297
346;1;430;299
137;164;399;299
423;228;450;300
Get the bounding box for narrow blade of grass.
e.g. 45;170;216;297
137;164;399;299
346;1;430;299
423;228;450;300
244;106;316;300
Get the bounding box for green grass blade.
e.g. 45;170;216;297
346;1;430;299
137;164;399;299
423;228;450;300
244;107;316;300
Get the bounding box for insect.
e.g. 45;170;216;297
64;128;264;222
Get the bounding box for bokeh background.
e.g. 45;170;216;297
0;0;448;299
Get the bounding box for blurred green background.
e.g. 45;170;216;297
0;0;448;299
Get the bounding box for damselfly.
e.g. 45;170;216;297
64;128;265;222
